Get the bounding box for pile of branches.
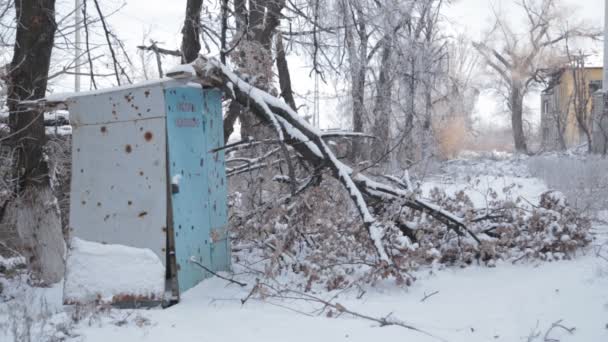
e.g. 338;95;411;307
229;175;591;290
184;58;591;290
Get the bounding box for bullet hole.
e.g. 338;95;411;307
97;202;101;207
144;131;153;141
125;145;132;153
100;126;107;134
128;200;132;206
138;211;148;218
81;201;86;205
144;90;151;98
139;171;144;176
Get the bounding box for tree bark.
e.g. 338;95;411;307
233;0;285;141
181;0;203;64
371;38;392;159
510;84;529;154
5;0;65;284
276;34;296;111
343;1;368;161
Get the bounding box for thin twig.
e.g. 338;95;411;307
189;257;247;287
420;290;439;302
256;282;447;342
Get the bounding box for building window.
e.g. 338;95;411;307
589;80;603;93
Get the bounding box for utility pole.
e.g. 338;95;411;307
604;0;608;88
75;0;82;92
597;0;608;153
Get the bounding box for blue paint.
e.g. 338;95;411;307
203;89;230;272
165;87;229;293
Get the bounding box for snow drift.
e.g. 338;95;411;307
63;238;165;305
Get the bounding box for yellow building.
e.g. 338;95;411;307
540;66;603;149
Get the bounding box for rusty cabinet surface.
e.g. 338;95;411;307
67;80;229;305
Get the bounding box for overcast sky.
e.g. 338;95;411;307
54;0;605;129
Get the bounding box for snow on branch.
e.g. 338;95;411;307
187;57;479;263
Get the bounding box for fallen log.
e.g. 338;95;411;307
182;57;480;264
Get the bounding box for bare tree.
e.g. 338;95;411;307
473;0;599;153
566;49;594;152
181;0;203;64
3;0;64;284
341;0;369;160
540;67;569;150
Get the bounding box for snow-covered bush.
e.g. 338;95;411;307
527;154;608;215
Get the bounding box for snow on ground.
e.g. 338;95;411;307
420;153;547;208
63;238;165;305
1;153;607;342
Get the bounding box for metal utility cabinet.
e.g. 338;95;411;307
64;79;229;306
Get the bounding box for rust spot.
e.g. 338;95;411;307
144;131;153;142
125;145;132;153
100;126;107;134
138;211;148;218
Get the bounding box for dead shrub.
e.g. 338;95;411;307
433;116;468;159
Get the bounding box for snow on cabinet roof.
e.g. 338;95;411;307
47;78;200;102
23;73;207;111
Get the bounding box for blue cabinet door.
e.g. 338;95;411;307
166;87;211;293
203;89;230;272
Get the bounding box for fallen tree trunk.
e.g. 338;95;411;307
185;57;480;264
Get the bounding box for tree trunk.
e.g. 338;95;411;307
420;83;433;161
5;0;64;284
234;0;284;141
510;84;529;154
371;38;392;159
343;1;368;161
401;56;416;165
181;0;203;64
276;34;296;111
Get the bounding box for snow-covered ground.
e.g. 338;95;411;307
1;152;607;342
